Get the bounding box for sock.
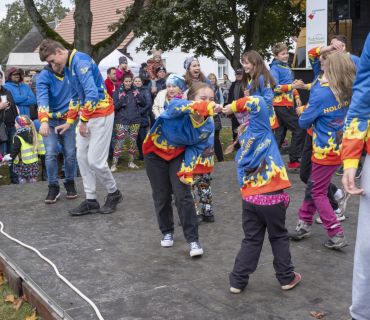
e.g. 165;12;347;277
334;208;341;214
334;189;343;200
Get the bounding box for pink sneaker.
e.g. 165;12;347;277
281;272;301;290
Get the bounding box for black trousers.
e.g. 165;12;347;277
136;127;148;156
214;130;224;162
230;199;295;289
230;114;240;151
300;132;339;211
144;152;199;243
274;106;303;163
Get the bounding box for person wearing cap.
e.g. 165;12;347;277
0;71;19;184
152;74;184;119
116;56;134;86
4;67;36;118
226;68;244;151
147;49;165;80
147;66;167;98
139;63;150;86
183;57;212;90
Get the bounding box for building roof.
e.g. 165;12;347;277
54;0;135;51
2;21;59;63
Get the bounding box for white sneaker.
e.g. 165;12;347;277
128;162;138;169
0;175;3;179
230;287;241;294
161;233;174;247
316;213;345;224
189;242;203;257
110;164;117;172
337;188;351;214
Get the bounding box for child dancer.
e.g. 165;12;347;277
143;82;221;257
289;51;356;249
3;115;39;183
222;96;300;293
183;57;211;90
112;73;144;171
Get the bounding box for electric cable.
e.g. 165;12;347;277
0;221;105;320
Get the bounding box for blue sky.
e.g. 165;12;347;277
0;0;73;20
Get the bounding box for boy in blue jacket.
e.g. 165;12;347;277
270;43;306;171
4;68;36;118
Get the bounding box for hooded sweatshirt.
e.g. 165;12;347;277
143;98;215;183
36;64;71;123
4;68;36;117
231;96;291;197
269;60;299;107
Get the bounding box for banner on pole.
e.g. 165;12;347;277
306;0;328;68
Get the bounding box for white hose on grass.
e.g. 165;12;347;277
0;221;104;320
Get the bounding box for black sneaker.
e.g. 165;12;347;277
64;180;78;199
100;190;123;214
45;184;60;204
135;155;144;160
69;199;100;216
202;215;215;222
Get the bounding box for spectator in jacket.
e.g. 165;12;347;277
221;74;232;103
133;76;152;160
227;68;244;151
4;68;36;118
139;63;150;86
105;67;118;98
208;73;224;162
147;66;167;126
0;71;19;184
147;49;164;80
111;73;145;171
183;57;212;90
116;56;134;86
152;74;184;119
23;75;38;121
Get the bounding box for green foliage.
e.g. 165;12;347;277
133;0;305;70
0;0;70;63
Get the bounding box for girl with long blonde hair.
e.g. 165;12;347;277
2;115;39;183
289;51;356;250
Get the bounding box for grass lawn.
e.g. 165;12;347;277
0;274;42;320
0;128;293;186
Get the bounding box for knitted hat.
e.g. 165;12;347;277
166;74;185;89
16;115;31;127
141;62;148;68
119;56;127;65
156;66;166;75
152;49;162;57
184;57;198;70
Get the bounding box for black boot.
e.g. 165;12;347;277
45;184;60;204
100;190;123;214
64;180;78;199
69;199;100;216
135;154;144;160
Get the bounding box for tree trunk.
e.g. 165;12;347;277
251;0;266;50
74;0;93;56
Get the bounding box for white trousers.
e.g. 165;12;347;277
77;113;117;199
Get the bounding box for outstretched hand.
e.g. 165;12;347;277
222;104;233;115
342;167;365;195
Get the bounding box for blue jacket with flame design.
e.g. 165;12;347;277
342;33;370;170
299;84;349;165
231;96;291;197
143;98;215;183
36;64;71;123
65;50;113;123
246;74;278;129
269;60;299;107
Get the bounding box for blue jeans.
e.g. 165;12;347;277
43;119;76;185
0;126;19;184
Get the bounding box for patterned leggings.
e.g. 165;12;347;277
191;173;214;217
18;176;38;184
113;124;140;164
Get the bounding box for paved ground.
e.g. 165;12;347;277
0;155;360;320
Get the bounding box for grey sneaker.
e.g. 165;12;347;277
316;212;345;224
337;188;351;214
324;232;348;249
289;219;310;240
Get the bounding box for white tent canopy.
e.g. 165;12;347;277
99;50;140;80
6;53;47;71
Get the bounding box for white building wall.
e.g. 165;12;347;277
126;37;236;82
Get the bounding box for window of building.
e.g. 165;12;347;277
218;58;228;79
